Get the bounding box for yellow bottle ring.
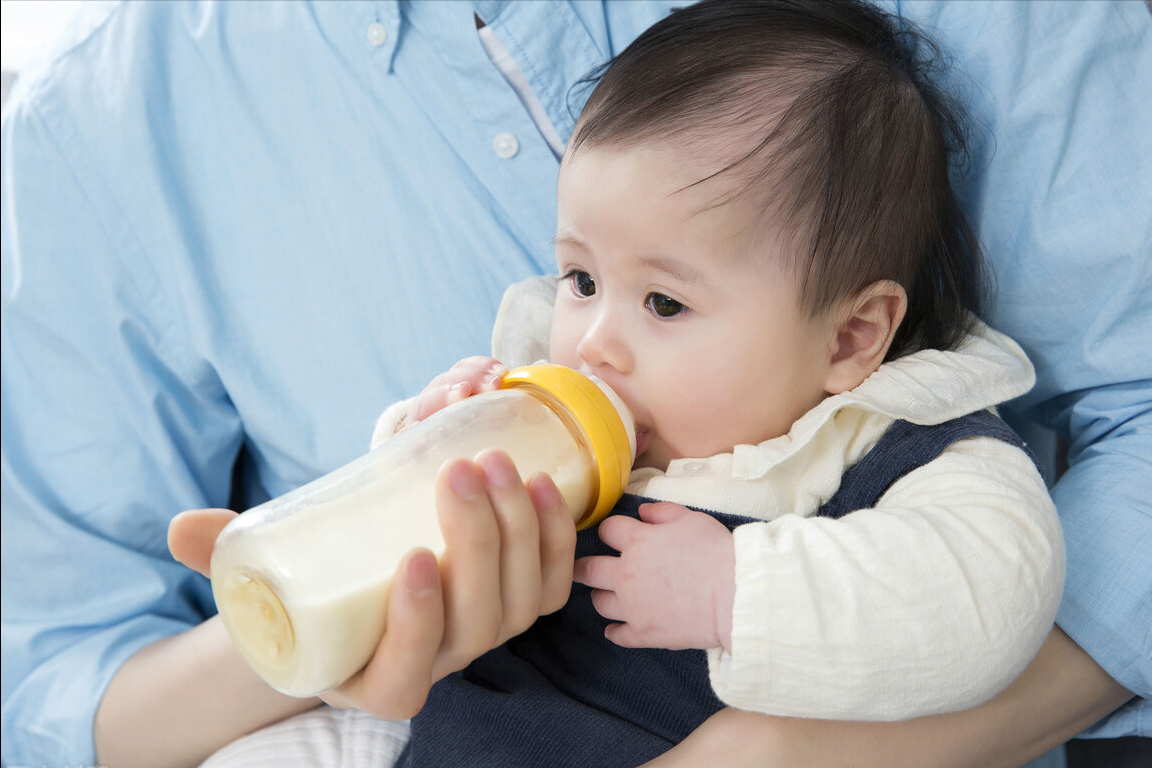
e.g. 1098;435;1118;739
502;365;634;528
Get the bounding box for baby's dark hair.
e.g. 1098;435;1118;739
569;0;984;359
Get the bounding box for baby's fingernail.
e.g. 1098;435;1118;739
446;382;468;404
481;364;508;392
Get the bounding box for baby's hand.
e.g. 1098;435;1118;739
573;502;736;651
405;356;508;428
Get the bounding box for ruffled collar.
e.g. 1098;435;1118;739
628;319;1034;516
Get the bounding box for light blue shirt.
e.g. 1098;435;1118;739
1;1;1148;763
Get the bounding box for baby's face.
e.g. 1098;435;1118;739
550;141;837;471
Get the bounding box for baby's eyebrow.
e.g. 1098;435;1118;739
551;233;587;250
641;255;707;286
552;233;707;286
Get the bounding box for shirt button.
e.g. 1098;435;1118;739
493;132;520;159
367;22;388;47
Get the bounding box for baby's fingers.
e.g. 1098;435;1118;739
603;621;647;649
407;358;507;424
573;554;622;592
407;380;472;424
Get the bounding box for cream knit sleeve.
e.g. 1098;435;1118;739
707;435;1064;720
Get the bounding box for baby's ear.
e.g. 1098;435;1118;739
824;280;907;395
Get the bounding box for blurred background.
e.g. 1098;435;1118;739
1;0;81;104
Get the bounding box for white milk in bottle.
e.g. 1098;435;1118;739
210;365;635;696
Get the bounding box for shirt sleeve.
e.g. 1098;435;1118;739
887;0;1152;736
1049;390;1151;737
707;436;1064;720
1;89;240;765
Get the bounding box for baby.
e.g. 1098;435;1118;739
369;0;1064;765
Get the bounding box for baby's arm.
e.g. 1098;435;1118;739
578;435;1061;720
713;436;1062;720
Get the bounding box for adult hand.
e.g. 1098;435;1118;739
574;502;736;651
169;448;576;721
642;626;1134;768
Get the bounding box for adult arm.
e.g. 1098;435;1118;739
1;79;251;764
650;626;1132;768
673;0;1152;741
893;0;1152;735
1044;399;1152;736
139;452;577;768
93;616;320;768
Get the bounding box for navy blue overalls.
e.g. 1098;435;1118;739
397;411;1035;767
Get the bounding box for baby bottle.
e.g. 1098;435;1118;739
209;364;635;697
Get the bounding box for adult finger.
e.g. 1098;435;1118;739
433;458;503;677
527;472;577;613
324;548;444;720
475;450;543;644
167;508;238;577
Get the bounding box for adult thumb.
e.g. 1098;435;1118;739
168;508;238;576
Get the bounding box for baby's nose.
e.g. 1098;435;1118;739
576;318;631;374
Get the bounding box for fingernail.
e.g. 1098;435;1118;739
405;551;439;595
448;461;483;499
530;474;563;513
446;382;468;404
479;450;518;489
481;363;508;392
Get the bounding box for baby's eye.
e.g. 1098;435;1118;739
646;293;686;318
566;270;596;297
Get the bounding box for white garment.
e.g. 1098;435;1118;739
198;708;409;768
375;276;1064;721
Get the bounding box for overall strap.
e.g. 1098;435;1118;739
817;410;1039;521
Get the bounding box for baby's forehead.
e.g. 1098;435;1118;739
561;131;798;252
563;123;783;199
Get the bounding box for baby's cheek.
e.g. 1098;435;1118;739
658;397;724;458
547;326;578;368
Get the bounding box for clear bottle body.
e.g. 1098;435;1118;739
211;386;608;696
